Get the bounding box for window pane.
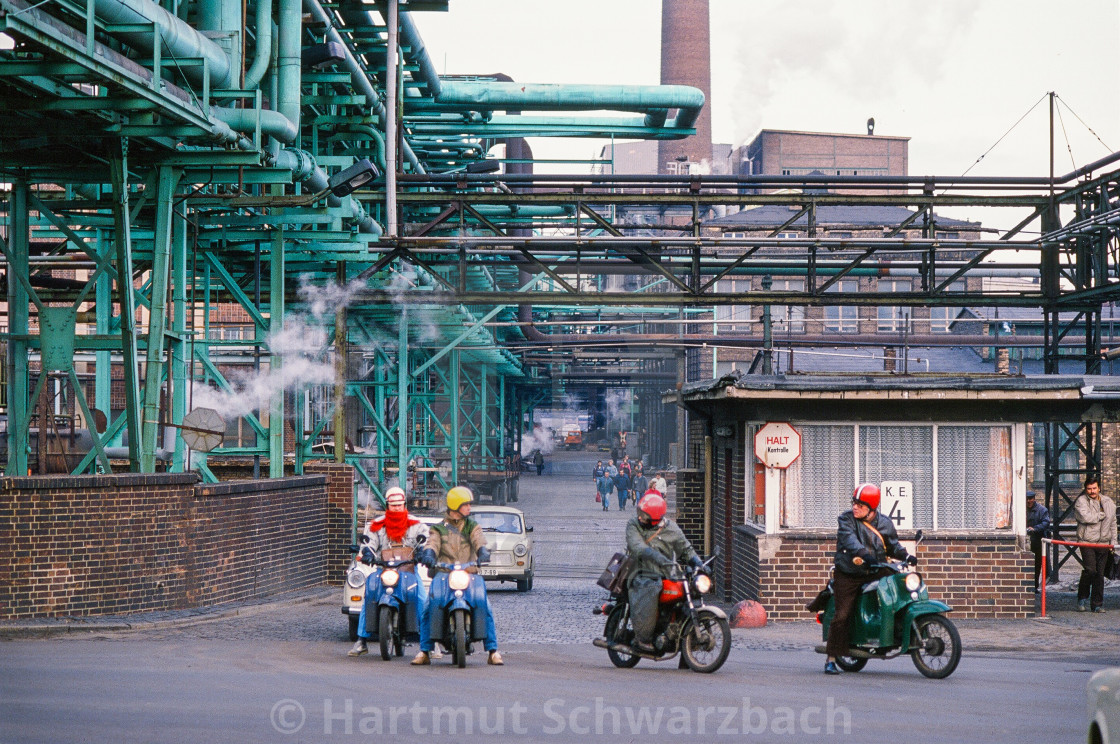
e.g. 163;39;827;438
825;280;858;333
937;427;1013;529
782;425;854;528
859;426;933;529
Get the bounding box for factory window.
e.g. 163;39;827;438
777;423;1016;530
766;278;805;334
667;160;699;175
1030;422;1081;488
714;279;751;332
824;280;859;333
930;281;965;332
877;279;911;332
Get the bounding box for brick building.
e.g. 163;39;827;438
672;374;1120;620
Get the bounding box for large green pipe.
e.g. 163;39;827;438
243;0;273;89
89;0;236;88
428;81;704;130
198;0;241;83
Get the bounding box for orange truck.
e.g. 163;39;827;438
563;427;583;450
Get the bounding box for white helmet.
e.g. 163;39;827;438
385;486;406;506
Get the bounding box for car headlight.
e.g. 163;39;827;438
513;543;528;557
346;569;366;589
904;573;922;592
448;569;471;591
381;568;399;588
694;574;712;594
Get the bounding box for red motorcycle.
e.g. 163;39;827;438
593;554;731;673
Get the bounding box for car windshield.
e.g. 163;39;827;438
474;512;522;534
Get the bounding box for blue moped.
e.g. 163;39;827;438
427;561;489;668
360;547;425;661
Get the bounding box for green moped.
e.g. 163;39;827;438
812;531;961;679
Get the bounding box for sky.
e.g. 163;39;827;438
417;0;1120;183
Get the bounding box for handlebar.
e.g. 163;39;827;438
433;561;478;573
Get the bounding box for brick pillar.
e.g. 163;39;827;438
305;461;356;574
674;468;706;554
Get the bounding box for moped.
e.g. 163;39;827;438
593;554;731;673
812;531;961;679
427;561;489;668
361;548;424;661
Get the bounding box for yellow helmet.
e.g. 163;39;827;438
446;486;474;512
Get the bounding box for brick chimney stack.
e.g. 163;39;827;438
658;0;712;175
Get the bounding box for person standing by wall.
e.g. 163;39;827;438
533;449;544;476
1073;476;1117;612
1025;490;1050;594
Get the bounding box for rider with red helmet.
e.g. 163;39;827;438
824;483;915;675
625;490;705;654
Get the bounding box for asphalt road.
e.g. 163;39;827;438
0;451;1114;743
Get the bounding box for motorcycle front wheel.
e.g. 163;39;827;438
910;615;961;679
682;609;731;673
604;606;640;668
378;606;396;661
451;609;468;669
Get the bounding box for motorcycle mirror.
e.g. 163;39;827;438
915;529;924;543
526;526;534;533
359;535;370;544
415;534;426;544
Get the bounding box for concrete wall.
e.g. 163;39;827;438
0;472;332;619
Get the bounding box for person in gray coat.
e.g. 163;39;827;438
1073;476;1117;613
624;492;703;653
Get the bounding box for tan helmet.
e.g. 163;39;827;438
385;486;406;507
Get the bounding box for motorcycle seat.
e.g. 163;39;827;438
861;580;880;594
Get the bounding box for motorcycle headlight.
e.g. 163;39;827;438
513;543;528;557
381;568;399;587
346;569;366;589
904;573;922;592
694;573;712;595
448;569;471;591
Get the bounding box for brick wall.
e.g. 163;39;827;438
675;469;705;548
0;472;329;619
304;461;357;576
730;526;1034;620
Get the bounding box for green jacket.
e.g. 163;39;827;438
427;516;485;564
625;517;698;578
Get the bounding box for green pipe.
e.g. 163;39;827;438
90;0;236;88
277;0;301;136
243;0;273;89
198;0;241;83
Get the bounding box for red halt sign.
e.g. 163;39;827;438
754;422;802;469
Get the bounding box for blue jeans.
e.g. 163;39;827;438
357;566;429;649
422;572;498;653
617;489;629;510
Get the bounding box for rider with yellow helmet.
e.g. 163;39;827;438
413;486;503;666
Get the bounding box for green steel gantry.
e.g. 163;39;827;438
1;0;1120;554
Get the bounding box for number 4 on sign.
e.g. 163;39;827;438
880;481;914;530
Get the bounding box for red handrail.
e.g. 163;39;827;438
1039;538;1116;617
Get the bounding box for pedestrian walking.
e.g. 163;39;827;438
533;449;545;476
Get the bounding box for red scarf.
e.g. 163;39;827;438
370;510;419;543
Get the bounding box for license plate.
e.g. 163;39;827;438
479;568;499;577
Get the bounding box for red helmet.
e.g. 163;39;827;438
644;487;662;498
853;483;881;511
637;493;667;525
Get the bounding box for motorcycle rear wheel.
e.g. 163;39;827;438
682;609;731;673
451;609;468;668
378;606;395;661
910;615;961;679
604;606;640;668
835;656;868;672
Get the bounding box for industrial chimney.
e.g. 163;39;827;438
658;0;712;175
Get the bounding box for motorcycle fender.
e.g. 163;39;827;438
695;604;728;620
899;601;953;649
